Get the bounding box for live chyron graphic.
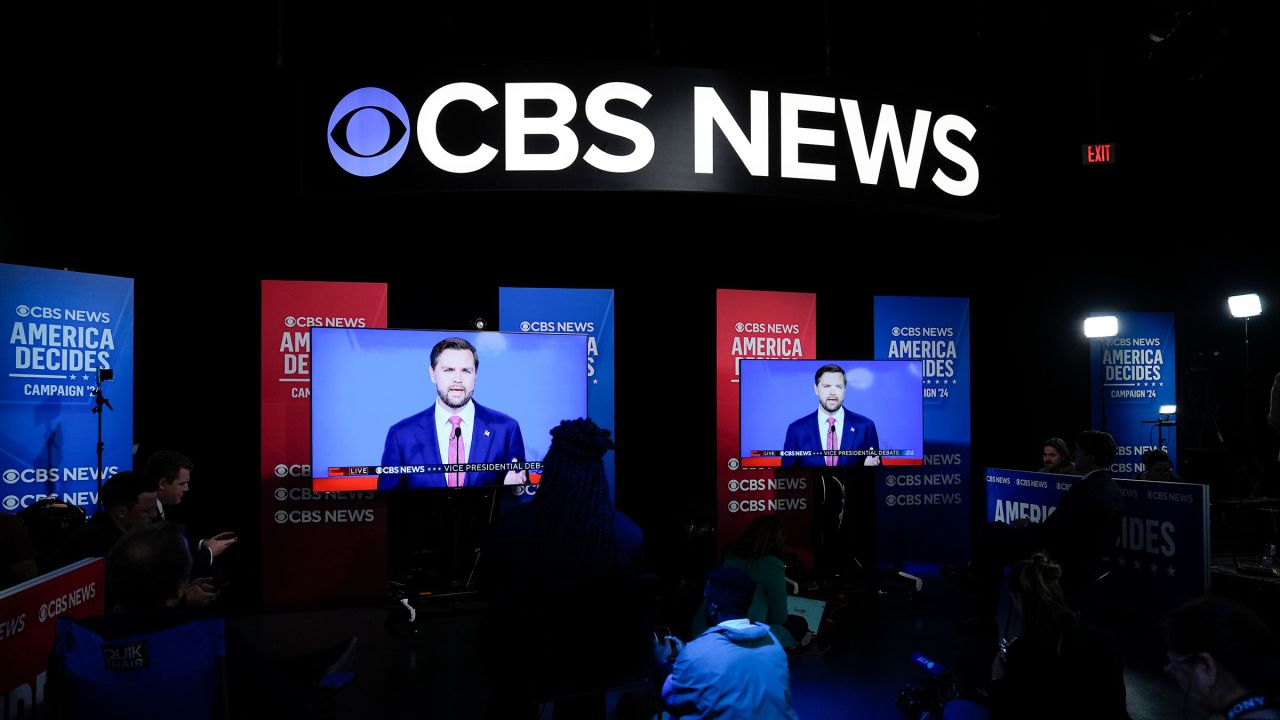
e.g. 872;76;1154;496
314;69;994;217
327;88;411;177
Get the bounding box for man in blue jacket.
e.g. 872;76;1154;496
781;363;881;467
379;337;526;489
659;566;798;720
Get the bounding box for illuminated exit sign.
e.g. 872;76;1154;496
1082;143;1115;165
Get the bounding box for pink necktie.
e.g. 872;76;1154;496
826;417;837;467
447;415;467;487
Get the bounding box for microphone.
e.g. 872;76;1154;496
453;426;463;486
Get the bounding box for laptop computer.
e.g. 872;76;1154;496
785;595;827;635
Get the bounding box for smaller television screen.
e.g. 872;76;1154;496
739;359;925;467
310;328;588;491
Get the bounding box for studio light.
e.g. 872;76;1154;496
1083;315;1119;338
1227;293;1261;319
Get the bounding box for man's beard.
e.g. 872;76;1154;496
438;387;473;409
821;398;841;413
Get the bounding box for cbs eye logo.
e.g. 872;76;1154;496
327;87;410;177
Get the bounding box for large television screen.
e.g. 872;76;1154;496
739;359;925;467
310;328;588;491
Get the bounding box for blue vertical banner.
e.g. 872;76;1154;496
873;297;972;565
1;264;134;516
1090;312;1177;473
499;287;615;499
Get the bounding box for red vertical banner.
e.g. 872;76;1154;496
260;281;388;605
715;290;817;567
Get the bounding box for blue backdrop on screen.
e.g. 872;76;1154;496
738;360;924;460
498;287;614;499
309;328;587;476
1090;312;1177;472
873;296;972;565
982;467;1208;605
1;263;134;516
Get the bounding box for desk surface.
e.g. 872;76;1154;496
1212;497;1280;507
1210;554;1280;584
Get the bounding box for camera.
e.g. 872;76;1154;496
896;677;958;719
895;653;975;719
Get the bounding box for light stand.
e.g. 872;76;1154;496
1155;404;1176;452
1228;294;1262;495
1155;416;1175;452
1243;315;1253;458
1141;406;1177;472
1098;339;1107;432
90;367;114;512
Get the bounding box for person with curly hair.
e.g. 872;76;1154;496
1039;438;1075;474
488;417;642;587
478;418;647;718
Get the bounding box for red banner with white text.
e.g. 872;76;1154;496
260;281;388;605
715;290;817;567
0;559;105;719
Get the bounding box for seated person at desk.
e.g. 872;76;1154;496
691;515;810;650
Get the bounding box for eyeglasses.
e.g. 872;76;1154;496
1163;654;1194;675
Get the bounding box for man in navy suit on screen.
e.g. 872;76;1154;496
781;364;881;467
379;337;526;489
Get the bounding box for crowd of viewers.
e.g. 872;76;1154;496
4;424;1280;719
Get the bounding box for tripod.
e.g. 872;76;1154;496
90;368;114;512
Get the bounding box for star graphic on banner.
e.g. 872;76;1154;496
952;379;958;384
82;374;89;380
592;379;598;385
1117;557;1126;567
1167;566;1176;577
1149;562;1159;574
1132;559;1143;570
